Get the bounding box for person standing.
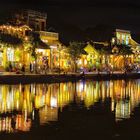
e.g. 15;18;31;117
9;62;13;72
21;64;25;74
11;115;16;131
30;63;32;73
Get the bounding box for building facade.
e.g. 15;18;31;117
0;10;70;73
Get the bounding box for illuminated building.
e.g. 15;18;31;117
0;8;140;72
0;25;32;69
111;29;140;70
82;43;100;70
15;10;67;71
112;29;131;45
80;29;140;71
0;10;69;72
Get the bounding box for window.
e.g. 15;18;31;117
7;48;14;61
112;38;115;44
122;34;125;44
126;35;129;45
116;33;120;40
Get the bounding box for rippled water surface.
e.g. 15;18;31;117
0;79;140;140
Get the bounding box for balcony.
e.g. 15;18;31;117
39;31;59;41
25;10;47;19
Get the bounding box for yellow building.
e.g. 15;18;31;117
78;42;110;72
82;43;100;70
113;29;131;45
0;10;70;73
38;31;70;71
111;29;138;70
0;25;32;71
0;24;67;72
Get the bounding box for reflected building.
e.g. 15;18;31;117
0;80;139;132
76;80;140;121
0;82;75;132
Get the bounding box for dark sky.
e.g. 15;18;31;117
1;0;140;33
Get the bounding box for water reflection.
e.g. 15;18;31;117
0;80;139;133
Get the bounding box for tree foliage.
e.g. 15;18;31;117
67;41;86;72
26;32;48;59
0;32;23;47
68;41;85;60
112;44;133;56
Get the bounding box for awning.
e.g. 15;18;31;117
36;40;50;49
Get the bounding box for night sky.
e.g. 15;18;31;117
1;0;140;41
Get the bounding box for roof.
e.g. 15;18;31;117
87;41;112;54
84;43;99;55
116;29;131;34
81;49;88;55
131;33;140;44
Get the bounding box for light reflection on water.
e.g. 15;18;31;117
0;80;139;133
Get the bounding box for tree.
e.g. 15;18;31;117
0;33;23;71
0;32;23;46
67;41;86;72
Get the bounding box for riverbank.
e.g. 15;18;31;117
0;72;140;84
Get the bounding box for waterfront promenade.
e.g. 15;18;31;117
0;71;140;84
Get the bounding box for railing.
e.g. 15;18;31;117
39;31;59;40
25;10;47;19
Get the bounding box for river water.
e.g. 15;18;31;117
0;79;140;140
